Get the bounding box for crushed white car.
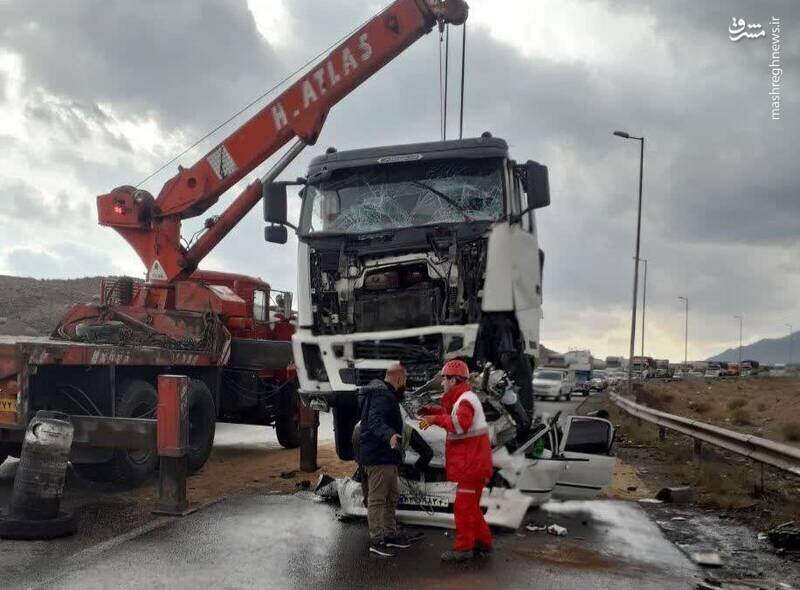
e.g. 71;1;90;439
333;368;616;530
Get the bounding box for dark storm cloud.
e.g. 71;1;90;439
25;93;133;152
0;180;92;227
0;0;797;357
0;0;284;133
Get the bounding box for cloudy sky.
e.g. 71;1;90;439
0;0;797;361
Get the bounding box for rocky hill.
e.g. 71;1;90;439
707;331;798;365
0;275;103;336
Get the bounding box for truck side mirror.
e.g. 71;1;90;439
524;160;550;209
264;225;288;244
263;182;288;225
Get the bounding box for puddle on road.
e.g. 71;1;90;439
511;541;615;570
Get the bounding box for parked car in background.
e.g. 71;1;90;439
590;370;608;392
606;371;627;386
534;368;573;401
705;362;723;378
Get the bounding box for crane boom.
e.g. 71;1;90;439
97;0;468;285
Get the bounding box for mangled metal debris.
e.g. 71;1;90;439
329;367;616;529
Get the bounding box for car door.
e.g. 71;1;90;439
552;416;616;500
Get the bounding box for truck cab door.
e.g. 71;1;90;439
482;166;542;355
553;416;616;500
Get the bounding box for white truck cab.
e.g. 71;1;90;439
264;135;550;459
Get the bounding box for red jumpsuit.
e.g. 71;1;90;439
424;381;493;552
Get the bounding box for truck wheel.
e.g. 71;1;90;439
73;379;158;487
333;397;359;461
275;383;301;449
186;379;216;474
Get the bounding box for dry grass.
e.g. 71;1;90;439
637;377;800;445
781;422;800;442
731;408;753;426
689;401;712;415
694;462;758;510
727;398;748;411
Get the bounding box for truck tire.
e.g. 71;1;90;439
72;379;158;487
333;397;359;461
275;383;301;449
186;379;216;474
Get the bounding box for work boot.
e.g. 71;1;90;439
369;541;396;558
441;549;474;562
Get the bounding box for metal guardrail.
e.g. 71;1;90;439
610;392;800;478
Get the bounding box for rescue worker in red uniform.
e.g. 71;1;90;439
419;359;494;561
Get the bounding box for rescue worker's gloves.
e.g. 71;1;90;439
419;416;434;430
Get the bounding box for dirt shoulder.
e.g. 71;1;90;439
634;376;800;446
584;387;800;532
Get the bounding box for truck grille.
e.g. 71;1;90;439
353;335;443;364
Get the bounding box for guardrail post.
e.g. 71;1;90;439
154;375;193;516
693;439;703;463
299;403;319;473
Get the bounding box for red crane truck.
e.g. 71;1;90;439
0;0;469;485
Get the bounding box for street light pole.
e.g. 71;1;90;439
786;323;793;367
734;315;742;371
678;296;689;366
641;258;648;357
614;131;645;395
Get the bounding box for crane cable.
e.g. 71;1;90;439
438;27;444;140
440;21;467;141
443;24;450;140
135;6;388;189
459;22;466;139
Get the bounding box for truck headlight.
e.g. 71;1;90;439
301;344;329;382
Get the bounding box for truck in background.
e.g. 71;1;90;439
605;356;626;371
565;350;592;395
631;356;656;379
654;359;671;378
741;360;760;376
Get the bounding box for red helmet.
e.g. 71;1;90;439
441;359;470;379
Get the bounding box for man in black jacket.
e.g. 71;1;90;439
358;363;420;557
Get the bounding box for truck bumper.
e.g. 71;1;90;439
292;324;479;404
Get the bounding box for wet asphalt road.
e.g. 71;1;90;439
0;392;704;589
23;495;698;590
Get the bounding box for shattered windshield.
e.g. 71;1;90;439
298;157;504;236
